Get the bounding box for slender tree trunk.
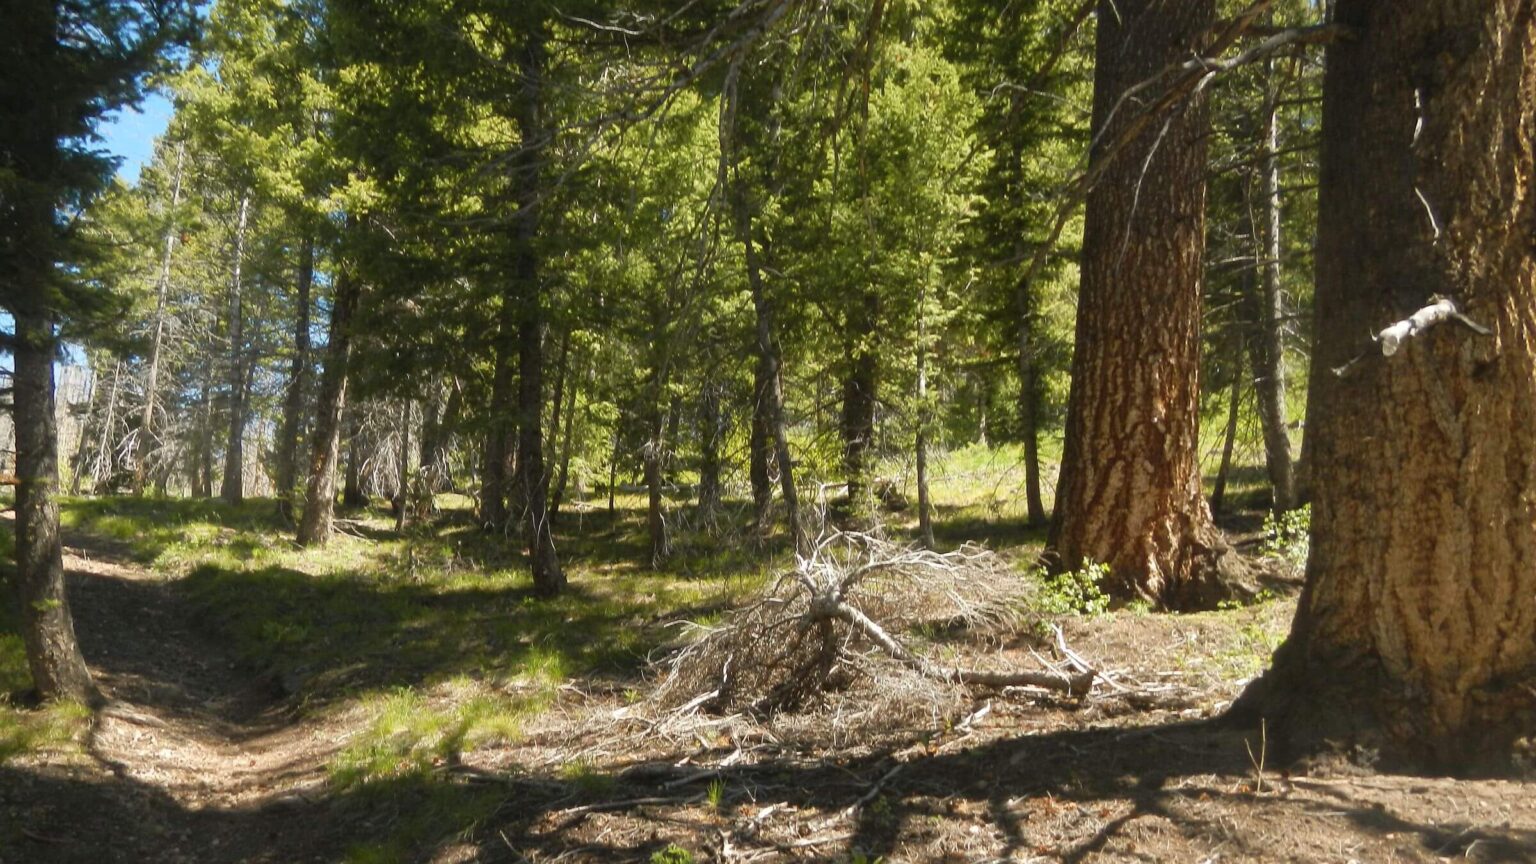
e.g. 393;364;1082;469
915;288;935;550
68;367;100;496
547;329;570;484
749;358;774;537
90;360;123;493
1249;52;1296;513
196;378;214;498
697;379;723;515
607;429;620;517
724;63;802;552
134;141;185;496
276;235;315;522
644;334;672;568
1013;133;1048;527
511;24;564;595
481;336;515;529
841;293;880;526
12;312;97;703
1047;0;1247;610
394;399;411;532
976;375;989;447
297;268;360;547
1237;0;1536;774
551;360;581;518
1210;334;1244;516
220;193;252;505
343;413;366;508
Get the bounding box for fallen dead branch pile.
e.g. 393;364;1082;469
653;532;1095;722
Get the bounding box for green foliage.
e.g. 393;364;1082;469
1261;505;1311;568
649;844;696;864
1037;561;1111;616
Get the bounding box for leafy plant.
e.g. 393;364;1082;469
1261;505;1311;567
650;844;695;864
1037;562;1111;616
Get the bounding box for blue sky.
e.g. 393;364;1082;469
99;91;175;183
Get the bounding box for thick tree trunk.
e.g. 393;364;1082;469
1236;0;1536;775
749;358;774;536
1249;55;1296;513
134;141;185;496
12;313;97;703
276;235;315;522
297;269;361;547
1048;0;1247;610
511;24;564;596
220;193;252;505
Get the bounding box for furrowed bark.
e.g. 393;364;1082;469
1236;0;1536;775
1048;0;1249;610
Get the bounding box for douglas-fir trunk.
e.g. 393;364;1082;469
1238;0;1536;774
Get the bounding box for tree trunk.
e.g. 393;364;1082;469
550;361;582;518
394;399;411;532
134;140;185;496
724;63;803;553
89;360;124;493
1047;0;1247;610
915;287;934;550
276;234;315;522
697;379;723;515
67;364;100;496
1236;0;1536;774
297;268;361;547
841;293;880;527
343;412;367;508
1013;134;1048;527
607;429;620;517
1249;52;1296;513
220;193;252;505
481;329;515;529
12;312;98;703
511;24;564;596
196;377;214;498
1210;334;1244;516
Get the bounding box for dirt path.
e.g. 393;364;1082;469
1;529;361;864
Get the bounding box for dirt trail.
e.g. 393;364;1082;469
1;528;361;864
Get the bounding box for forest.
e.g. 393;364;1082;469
2;0;1535;861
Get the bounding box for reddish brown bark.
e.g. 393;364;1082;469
1048;0;1246;610
1237;0;1536;774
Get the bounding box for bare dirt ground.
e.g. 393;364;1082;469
3;529;1536;863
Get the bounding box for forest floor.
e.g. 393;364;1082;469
2;478;1536;863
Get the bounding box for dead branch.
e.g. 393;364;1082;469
1332;296;1495;376
653;531;1094;722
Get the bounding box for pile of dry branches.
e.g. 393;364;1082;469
653;532;1095;726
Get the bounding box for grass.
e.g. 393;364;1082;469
0;442;1295;857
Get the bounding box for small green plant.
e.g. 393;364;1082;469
1261;504;1310;567
1037;561;1111;616
650;844;695;864
705;777;725;811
